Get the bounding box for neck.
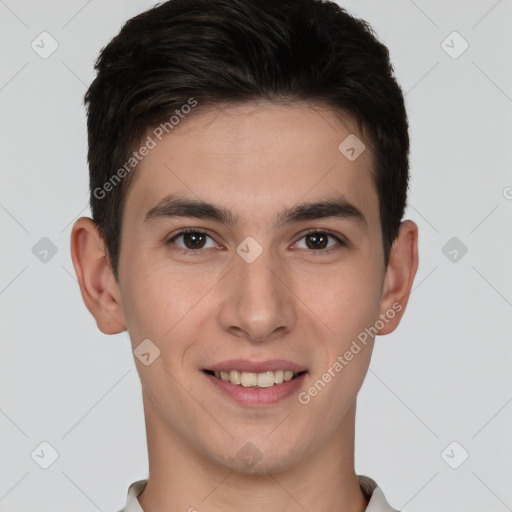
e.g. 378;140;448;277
137;393;368;512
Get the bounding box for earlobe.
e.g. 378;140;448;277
70;217;127;334
377;220;419;335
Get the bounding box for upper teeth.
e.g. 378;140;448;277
214;370;297;387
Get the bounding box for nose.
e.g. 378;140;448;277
218;243;297;343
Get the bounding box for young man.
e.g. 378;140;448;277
70;0;418;510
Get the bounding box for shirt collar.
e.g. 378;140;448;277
119;475;399;512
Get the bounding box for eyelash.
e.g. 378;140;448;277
165;228;346;255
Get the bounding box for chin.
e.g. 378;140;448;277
206;436;307;476
227;454;299;476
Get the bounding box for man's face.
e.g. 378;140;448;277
117;101;388;472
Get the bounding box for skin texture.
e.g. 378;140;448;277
71;101;418;512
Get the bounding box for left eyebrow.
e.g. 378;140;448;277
275;197;367;230
143;193;367;230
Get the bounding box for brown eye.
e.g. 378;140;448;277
167;229;217;250
294;230;344;251
305;232;329;249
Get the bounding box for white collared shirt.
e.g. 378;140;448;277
118;475;400;511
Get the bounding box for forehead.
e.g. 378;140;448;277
122;101;379;231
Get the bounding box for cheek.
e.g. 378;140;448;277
118;259;175;347
120;262;212;357
310;259;382;339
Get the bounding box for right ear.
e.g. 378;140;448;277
70;217;127;334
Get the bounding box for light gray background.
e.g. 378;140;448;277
1;1;511;511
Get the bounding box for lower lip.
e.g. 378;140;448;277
204;372;307;406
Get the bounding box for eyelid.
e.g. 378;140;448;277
165;228;219;252
292;228;347;252
298;227;347;244
165;227;348;252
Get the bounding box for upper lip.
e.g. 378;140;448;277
204;359;307;373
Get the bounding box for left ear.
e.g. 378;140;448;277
377;220;419;335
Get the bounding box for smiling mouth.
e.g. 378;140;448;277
203;369;307;388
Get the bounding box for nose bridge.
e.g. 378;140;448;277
238;243;279;299
219;238;296;341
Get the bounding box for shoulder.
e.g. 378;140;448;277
117;479;148;512
357;475;401;512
